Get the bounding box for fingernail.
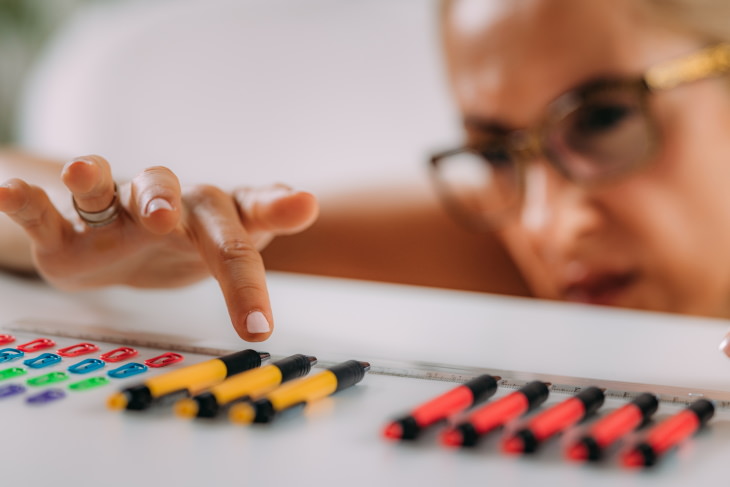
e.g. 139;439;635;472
720;337;730;357
246;311;270;334
144;198;173;216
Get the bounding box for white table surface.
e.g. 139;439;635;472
1;271;730;486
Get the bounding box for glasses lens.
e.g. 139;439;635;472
431;146;521;228
545;83;655;182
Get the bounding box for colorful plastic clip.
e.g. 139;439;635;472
68;358;105;374
107;362;148;379
26;388;65;405
0;383;25;399
69;376;110;391
27;371;69;387
0;334;15;345
144;352;184;368
100;347;138;363
17;338;56;353
0;367;26;381
24;353;62;369
0;348;24;364
57;342;99;358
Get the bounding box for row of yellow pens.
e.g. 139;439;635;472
381;374;715;468
109;349;369;425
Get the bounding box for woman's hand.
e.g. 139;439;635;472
0;155;318;341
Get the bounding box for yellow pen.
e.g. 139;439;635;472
174;354;317;419
228;359;370;424
107;349;269;411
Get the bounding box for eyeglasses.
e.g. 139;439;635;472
429;44;730;231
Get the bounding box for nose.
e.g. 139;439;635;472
518;159;604;258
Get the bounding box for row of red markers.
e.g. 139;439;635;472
381;375;714;468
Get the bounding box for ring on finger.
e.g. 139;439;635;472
73;183;122;228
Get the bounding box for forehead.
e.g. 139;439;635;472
442;0;698;126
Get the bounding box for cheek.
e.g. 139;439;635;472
630;90;730;315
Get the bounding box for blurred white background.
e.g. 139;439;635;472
10;0;460;191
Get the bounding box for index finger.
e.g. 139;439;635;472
184;185;274;341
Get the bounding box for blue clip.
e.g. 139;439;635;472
0;383;25;399
107;362;148;379
23;352;62;369
0;348;24;364
26;388;65;405
68;358;105;374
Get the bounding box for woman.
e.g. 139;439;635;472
3;0;730;349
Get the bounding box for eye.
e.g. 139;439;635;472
573;104;635;135
477;146;513;168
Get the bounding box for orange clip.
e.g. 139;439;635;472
17;338;55;353
100;347;138;363
144;352;184;368
57;342;99;358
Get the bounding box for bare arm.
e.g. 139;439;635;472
262;183;531;297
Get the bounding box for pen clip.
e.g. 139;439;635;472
17;338;56;353
144;352;184;368
23;353;62;369
57;342;99;358
100;347;138;362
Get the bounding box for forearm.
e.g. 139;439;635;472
262;184;531;297
0;148;66;272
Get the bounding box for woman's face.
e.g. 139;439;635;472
443;0;730;318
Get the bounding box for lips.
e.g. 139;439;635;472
562;271;639;306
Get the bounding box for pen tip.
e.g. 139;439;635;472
258;351;271;361
359;361;371;372
382;422;403;440
229;403;256;425
565;443;588;462
306;355;318;365
106;392;128;411
440;429;464;447
174;399;199;419
621;450;646;468
501;436;524;454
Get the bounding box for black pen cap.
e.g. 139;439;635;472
632;393;659;419
688;398;715;426
273;354;317;382
219;349;267;377
575;387;605;417
331;360;370;392
464;375;499;405
519;381;550;410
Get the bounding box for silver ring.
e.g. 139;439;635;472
73;183;121;228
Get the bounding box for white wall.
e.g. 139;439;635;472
18;0;461;192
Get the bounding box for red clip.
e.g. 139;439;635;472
57;342;99;357
100;347;138;363
0;334;15;345
144;352;184;368
17;338;56;353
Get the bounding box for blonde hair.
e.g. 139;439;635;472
641;0;730;43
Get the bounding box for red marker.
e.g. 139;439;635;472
502;386;605;454
566;392;658;461
621;398;714;468
441;381;549;447
383;375;499;440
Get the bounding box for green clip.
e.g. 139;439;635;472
27;371;69;387
0;367;26;381
69;376;110;391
